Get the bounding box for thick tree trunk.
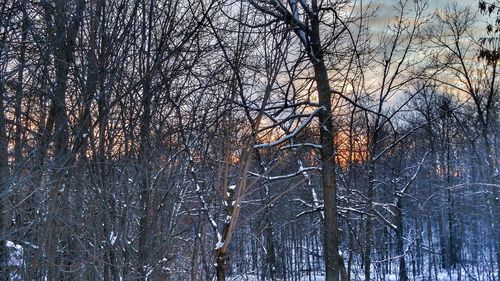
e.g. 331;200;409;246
395;200;408;281
264;218;278;280
216;252;227;281
363;214;372;281
309;4;341;278
313;52;341;281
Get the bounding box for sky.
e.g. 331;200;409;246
345;0;486;107
362;0;487;43
371;0;478;22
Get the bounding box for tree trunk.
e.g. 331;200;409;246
44;1;85;278
364;163;375;281
137;1;155;277
482;125;500;280
137;77;153;279
264;203;278;280
216;252;227;281
446;188;458;268
313;53;341;281
0;64;10;281
395;199;408;281
309;8;342;278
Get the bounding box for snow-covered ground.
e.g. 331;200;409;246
5;240;497;281
228;275;326;281
227;270;497;281
6;240;25;281
6;240;23;267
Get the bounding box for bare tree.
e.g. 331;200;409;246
245;1;364;279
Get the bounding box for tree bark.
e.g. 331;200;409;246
312;40;341;281
44;1;85;278
309;1;341;278
395;200;408;281
364;162;375;281
0;63;10;281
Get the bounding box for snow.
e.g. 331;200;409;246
254;108;321;149
227;275;326;281
3;236;497;281
5;241;24;281
109;231;117;246
215;240;224;250
209;216;218;229
6;240;23;267
215;232;224;250
226;270;493;281
249;166;320;181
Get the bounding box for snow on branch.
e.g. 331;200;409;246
398;150;431;196
253;107;322;149
281;143;322;150
248;166;320;181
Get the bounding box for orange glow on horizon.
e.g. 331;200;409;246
335;130;369;170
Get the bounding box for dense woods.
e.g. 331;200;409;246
0;0;498;280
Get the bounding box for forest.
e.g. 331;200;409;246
0;0;498;280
